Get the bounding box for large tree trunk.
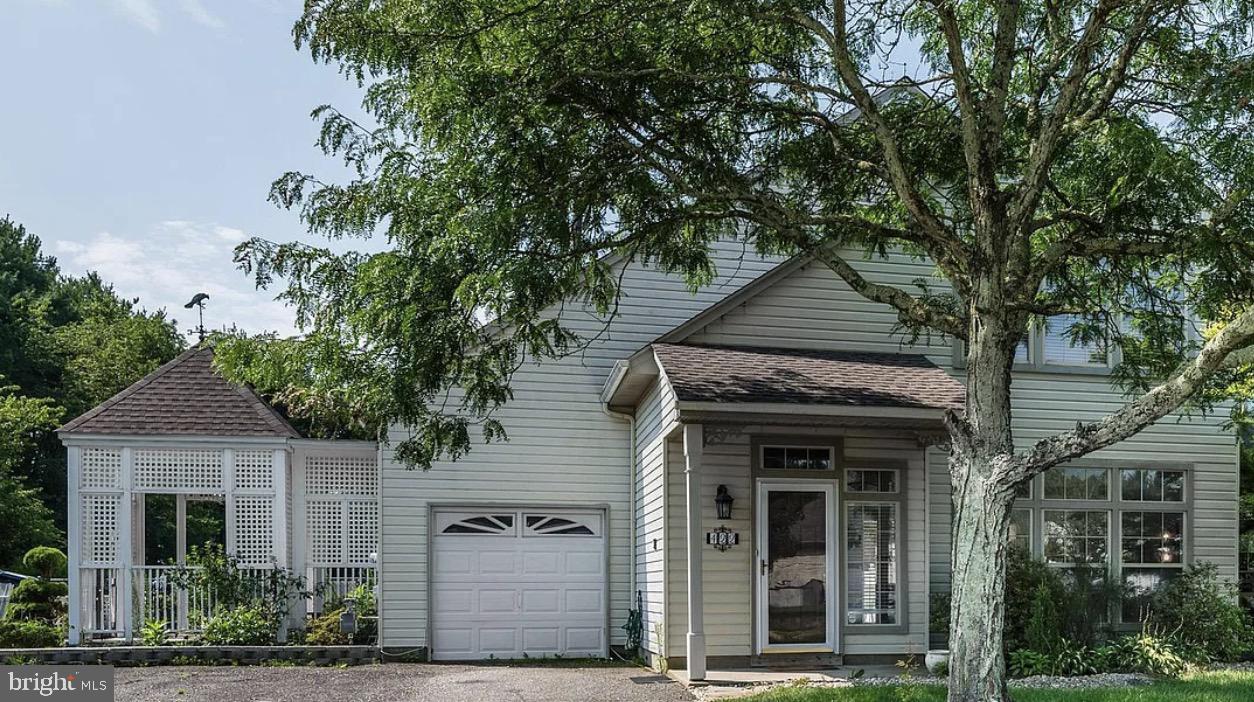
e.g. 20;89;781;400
946;456;1016;702
946;273;1022;702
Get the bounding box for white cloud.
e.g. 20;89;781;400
111;0;160;33
54;221;297;336
178;0;223;29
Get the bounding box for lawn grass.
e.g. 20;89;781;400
737;670;1254;702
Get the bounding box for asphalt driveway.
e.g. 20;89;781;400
115;663;693;702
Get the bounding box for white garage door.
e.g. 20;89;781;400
431;508;607;661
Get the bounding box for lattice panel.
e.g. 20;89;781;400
233;450;274;491
133;449;223;491
307;500;344;564
305;454;377;496
82;494;121;563
233;496;274;564
80;448;122;489
346;501;378;564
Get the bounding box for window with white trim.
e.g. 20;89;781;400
762;446;834;471
1043;467;1108;501
846;503;898;625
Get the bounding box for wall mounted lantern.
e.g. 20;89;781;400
715;485;734;520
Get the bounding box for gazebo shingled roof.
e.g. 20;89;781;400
57;345;300;438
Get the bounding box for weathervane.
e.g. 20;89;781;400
184;292;210;342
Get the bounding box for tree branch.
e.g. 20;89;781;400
1017;306;1254;474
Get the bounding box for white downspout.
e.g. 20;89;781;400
601;404;637;613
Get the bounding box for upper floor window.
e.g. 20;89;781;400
1042;315;1109;367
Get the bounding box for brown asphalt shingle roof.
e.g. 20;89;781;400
58;346;301;438
652;343;966;411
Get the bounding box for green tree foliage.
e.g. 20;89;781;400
225;3;1254;699
0;217;184;566
0;385;63;569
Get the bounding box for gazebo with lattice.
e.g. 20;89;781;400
58;346;378;644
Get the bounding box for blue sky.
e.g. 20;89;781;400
1;0;369;336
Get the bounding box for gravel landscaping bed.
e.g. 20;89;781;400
1008;673;1154;689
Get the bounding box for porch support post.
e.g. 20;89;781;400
682;423;706;681
175;495;187;564
118;447;134;642
271;448;291;643
66;446;82;645
176;494;188;632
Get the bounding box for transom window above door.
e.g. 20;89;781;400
845;469;899;494
762;445;834;471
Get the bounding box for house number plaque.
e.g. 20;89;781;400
706;526;739;551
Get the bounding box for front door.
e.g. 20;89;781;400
755;481;837;654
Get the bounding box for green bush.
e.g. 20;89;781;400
1010;634;1189;679
307;582;377;645
21;547;66;580
140;619;170;647
1095;634;1189;677
1145;563;1253;662
200;606;276;646
0;620;63;648
1025;582;1062;653
306;608;350;646
4;579;67;624
171;543;308;629
1003;550;1121;653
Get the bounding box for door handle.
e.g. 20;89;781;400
760;559;768;576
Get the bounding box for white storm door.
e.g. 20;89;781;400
755;481;838;654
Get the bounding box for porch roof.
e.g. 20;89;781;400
57;345;300;438
651;343;965;412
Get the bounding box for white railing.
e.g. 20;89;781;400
308;565;375;613
131;565;288;634
83;567;123;638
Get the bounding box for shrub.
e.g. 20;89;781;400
140;619;170;647
307;582;377;645
0;620;62;648
4;579;67;624
1003;551;1121;653
306;608;350;646
1025;582;1062;653
200;606;276;646
1145;563;1253;662
21;547;66;579
170;543;308;632
1096;634;1188;677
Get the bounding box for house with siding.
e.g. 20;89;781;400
60;242;1239;678
376;243;1238;677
